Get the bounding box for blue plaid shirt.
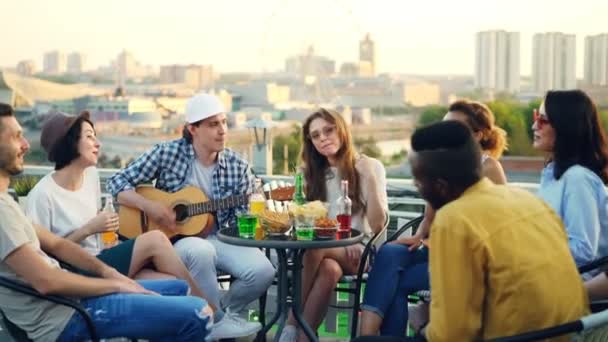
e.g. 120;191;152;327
106;138;254;230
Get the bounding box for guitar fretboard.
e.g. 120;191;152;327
187;195;248;216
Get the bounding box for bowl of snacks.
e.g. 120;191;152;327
259;210;291;236
288;201;328;220
314;217;339;239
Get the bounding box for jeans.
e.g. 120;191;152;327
57;279;210;342
174;234;275;314
362;245;429;336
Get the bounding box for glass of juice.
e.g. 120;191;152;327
237;213;258;238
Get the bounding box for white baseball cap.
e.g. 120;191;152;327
185;93;225;124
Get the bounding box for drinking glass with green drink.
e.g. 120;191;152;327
237;212;258;238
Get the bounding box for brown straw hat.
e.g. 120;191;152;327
40;111;91;162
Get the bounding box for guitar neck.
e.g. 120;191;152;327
188;195;248;216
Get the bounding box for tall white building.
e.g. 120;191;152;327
43;51;66;75
67;52;86;74
475;31;520;93
532;32;576;93
359;33;376;77
584;33;608;86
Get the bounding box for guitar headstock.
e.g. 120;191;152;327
269;186;295;202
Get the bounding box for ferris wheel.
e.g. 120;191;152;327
258;0;367;106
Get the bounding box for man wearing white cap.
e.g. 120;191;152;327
107;93;275;339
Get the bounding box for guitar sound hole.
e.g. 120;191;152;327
174;204;189;223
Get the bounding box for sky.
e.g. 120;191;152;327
1;0;607;77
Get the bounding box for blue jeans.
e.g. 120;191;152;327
362;244;429;336
57;279;211;342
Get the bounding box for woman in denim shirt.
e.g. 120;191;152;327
534;90;608;276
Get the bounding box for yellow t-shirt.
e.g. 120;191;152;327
426;178;588;342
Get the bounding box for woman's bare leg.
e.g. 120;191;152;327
297;245;363;341
128;231;216;310
132;268;175;280
286;247;341;326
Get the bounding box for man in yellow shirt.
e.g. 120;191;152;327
408;121;588;341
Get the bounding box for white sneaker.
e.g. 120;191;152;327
278;324;297;342
208;311;261;340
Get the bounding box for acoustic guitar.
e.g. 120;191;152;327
118;185;295;239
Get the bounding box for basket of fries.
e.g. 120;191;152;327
259;210;291;236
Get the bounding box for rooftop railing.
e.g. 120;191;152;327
18;165;541;231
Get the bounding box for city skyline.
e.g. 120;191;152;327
2;0;607;77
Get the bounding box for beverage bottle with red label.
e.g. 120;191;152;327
336;180;352;232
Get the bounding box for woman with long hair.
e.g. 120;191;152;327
280;108;388;341
360;99;508;336
533;89;608;271
26;112;210;302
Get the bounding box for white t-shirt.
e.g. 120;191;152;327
0;192;74;342
26;167;102;255
187;159;217;200
187;159;218;231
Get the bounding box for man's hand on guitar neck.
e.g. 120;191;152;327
143;200;178;232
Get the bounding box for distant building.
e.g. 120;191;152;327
226;82;289;108
333;77;404;108
285;46;335;77
160;64;214;90
584;33;608;86
532;32;576;93
475;30;520;93
115;50;153;86
339;62;359;77
227;111;247;129
402;82;441;107
43;51;66;75
359;33;376;77
16;60;36;76
67;52;86;74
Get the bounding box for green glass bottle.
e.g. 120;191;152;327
293;172;306;205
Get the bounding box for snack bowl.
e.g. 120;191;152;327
314;225;339;239
259;212;291;236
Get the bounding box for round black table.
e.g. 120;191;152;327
218;227;364;342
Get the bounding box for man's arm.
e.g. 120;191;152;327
5;240;154;298
4;242;119;297
108;144;177;230
36;224;112;276
426;216;486;341
106;144;164;198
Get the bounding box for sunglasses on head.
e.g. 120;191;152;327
533;109;550;128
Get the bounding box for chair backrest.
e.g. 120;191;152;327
386;215;424;243
0;275;99;342
357;211;391;275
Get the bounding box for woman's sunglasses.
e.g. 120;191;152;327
533;109;550;129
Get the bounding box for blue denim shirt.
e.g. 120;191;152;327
106;138;254;230
537;162;608;267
